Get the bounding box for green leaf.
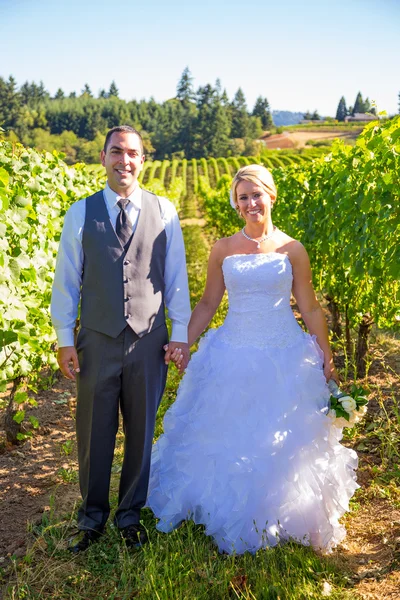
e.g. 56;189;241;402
14;391;28;404
16;432;31;441
29;415;39;429
8;258;21;281
356;442;368;451
0;167;10;187
13;410;25;424
14;195;32;208
0;330;18;348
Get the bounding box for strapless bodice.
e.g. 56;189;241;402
218;253;304;349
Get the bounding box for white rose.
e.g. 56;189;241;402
340;396;357;413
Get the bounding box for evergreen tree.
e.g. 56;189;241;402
192;84;230;158
311;110;320;120
363;97;376;114
108;81;119;97
231;88;249;138
19;80;49;106
352;92;364;115
247;116;263;139
151;98;186;159
335;97;347;121
37;81;49;101
215;78;222;98
221;89;230;106
303;110;312;120
98;89;107;99
81;84;93;97
54;88;65;100
252;96;272;129
19;81;36;105
0;76;21;130
176;67;195;103
209;104;231;156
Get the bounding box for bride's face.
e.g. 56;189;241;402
236;180;272;223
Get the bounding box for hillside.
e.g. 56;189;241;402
272;110;305;126
261;126;364;149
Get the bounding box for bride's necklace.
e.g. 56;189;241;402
241;226;277;249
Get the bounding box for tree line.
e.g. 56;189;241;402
0;68;273;163
335;92;377;122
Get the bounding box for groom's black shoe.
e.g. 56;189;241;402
68;529;102;554
120;523;148;549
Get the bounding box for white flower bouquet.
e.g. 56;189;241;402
327;380;368;428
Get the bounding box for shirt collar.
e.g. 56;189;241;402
104;182;142;211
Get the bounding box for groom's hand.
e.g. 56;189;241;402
164;342;190;373
57;346;80;380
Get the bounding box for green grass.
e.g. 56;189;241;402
5;516;357;599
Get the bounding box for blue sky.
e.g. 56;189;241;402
1;0;399;116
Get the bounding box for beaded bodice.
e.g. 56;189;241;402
219;253;304;349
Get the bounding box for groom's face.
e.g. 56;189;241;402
101;132;145;197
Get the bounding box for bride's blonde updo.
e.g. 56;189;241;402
230;164;277;209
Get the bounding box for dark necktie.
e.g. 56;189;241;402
116;199;133;248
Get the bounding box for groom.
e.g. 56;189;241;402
51;125;190;553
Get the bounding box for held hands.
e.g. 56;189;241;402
164;342;190;374
57;346;80;380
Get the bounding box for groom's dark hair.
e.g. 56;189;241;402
104;125;144;154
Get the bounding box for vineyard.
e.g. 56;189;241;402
1;118;400;598
138;148;327;201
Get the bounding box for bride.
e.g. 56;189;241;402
147;164;358;554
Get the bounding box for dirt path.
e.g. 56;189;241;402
0;376;78;562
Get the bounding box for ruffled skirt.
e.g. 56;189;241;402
147;329;358;554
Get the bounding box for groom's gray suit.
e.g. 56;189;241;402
51;130;190;534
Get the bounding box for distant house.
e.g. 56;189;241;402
345;113;376;122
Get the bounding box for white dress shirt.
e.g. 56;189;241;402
51;183;191;347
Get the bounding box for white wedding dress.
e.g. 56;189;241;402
147;253;358;554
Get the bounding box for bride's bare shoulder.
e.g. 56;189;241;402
211;233;242;264
275;230;308;258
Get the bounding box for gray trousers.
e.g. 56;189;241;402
75;324;168;532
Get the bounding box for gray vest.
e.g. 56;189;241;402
80;189;166;338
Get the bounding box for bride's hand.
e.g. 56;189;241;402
324;355;339;384
163;343;189;373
